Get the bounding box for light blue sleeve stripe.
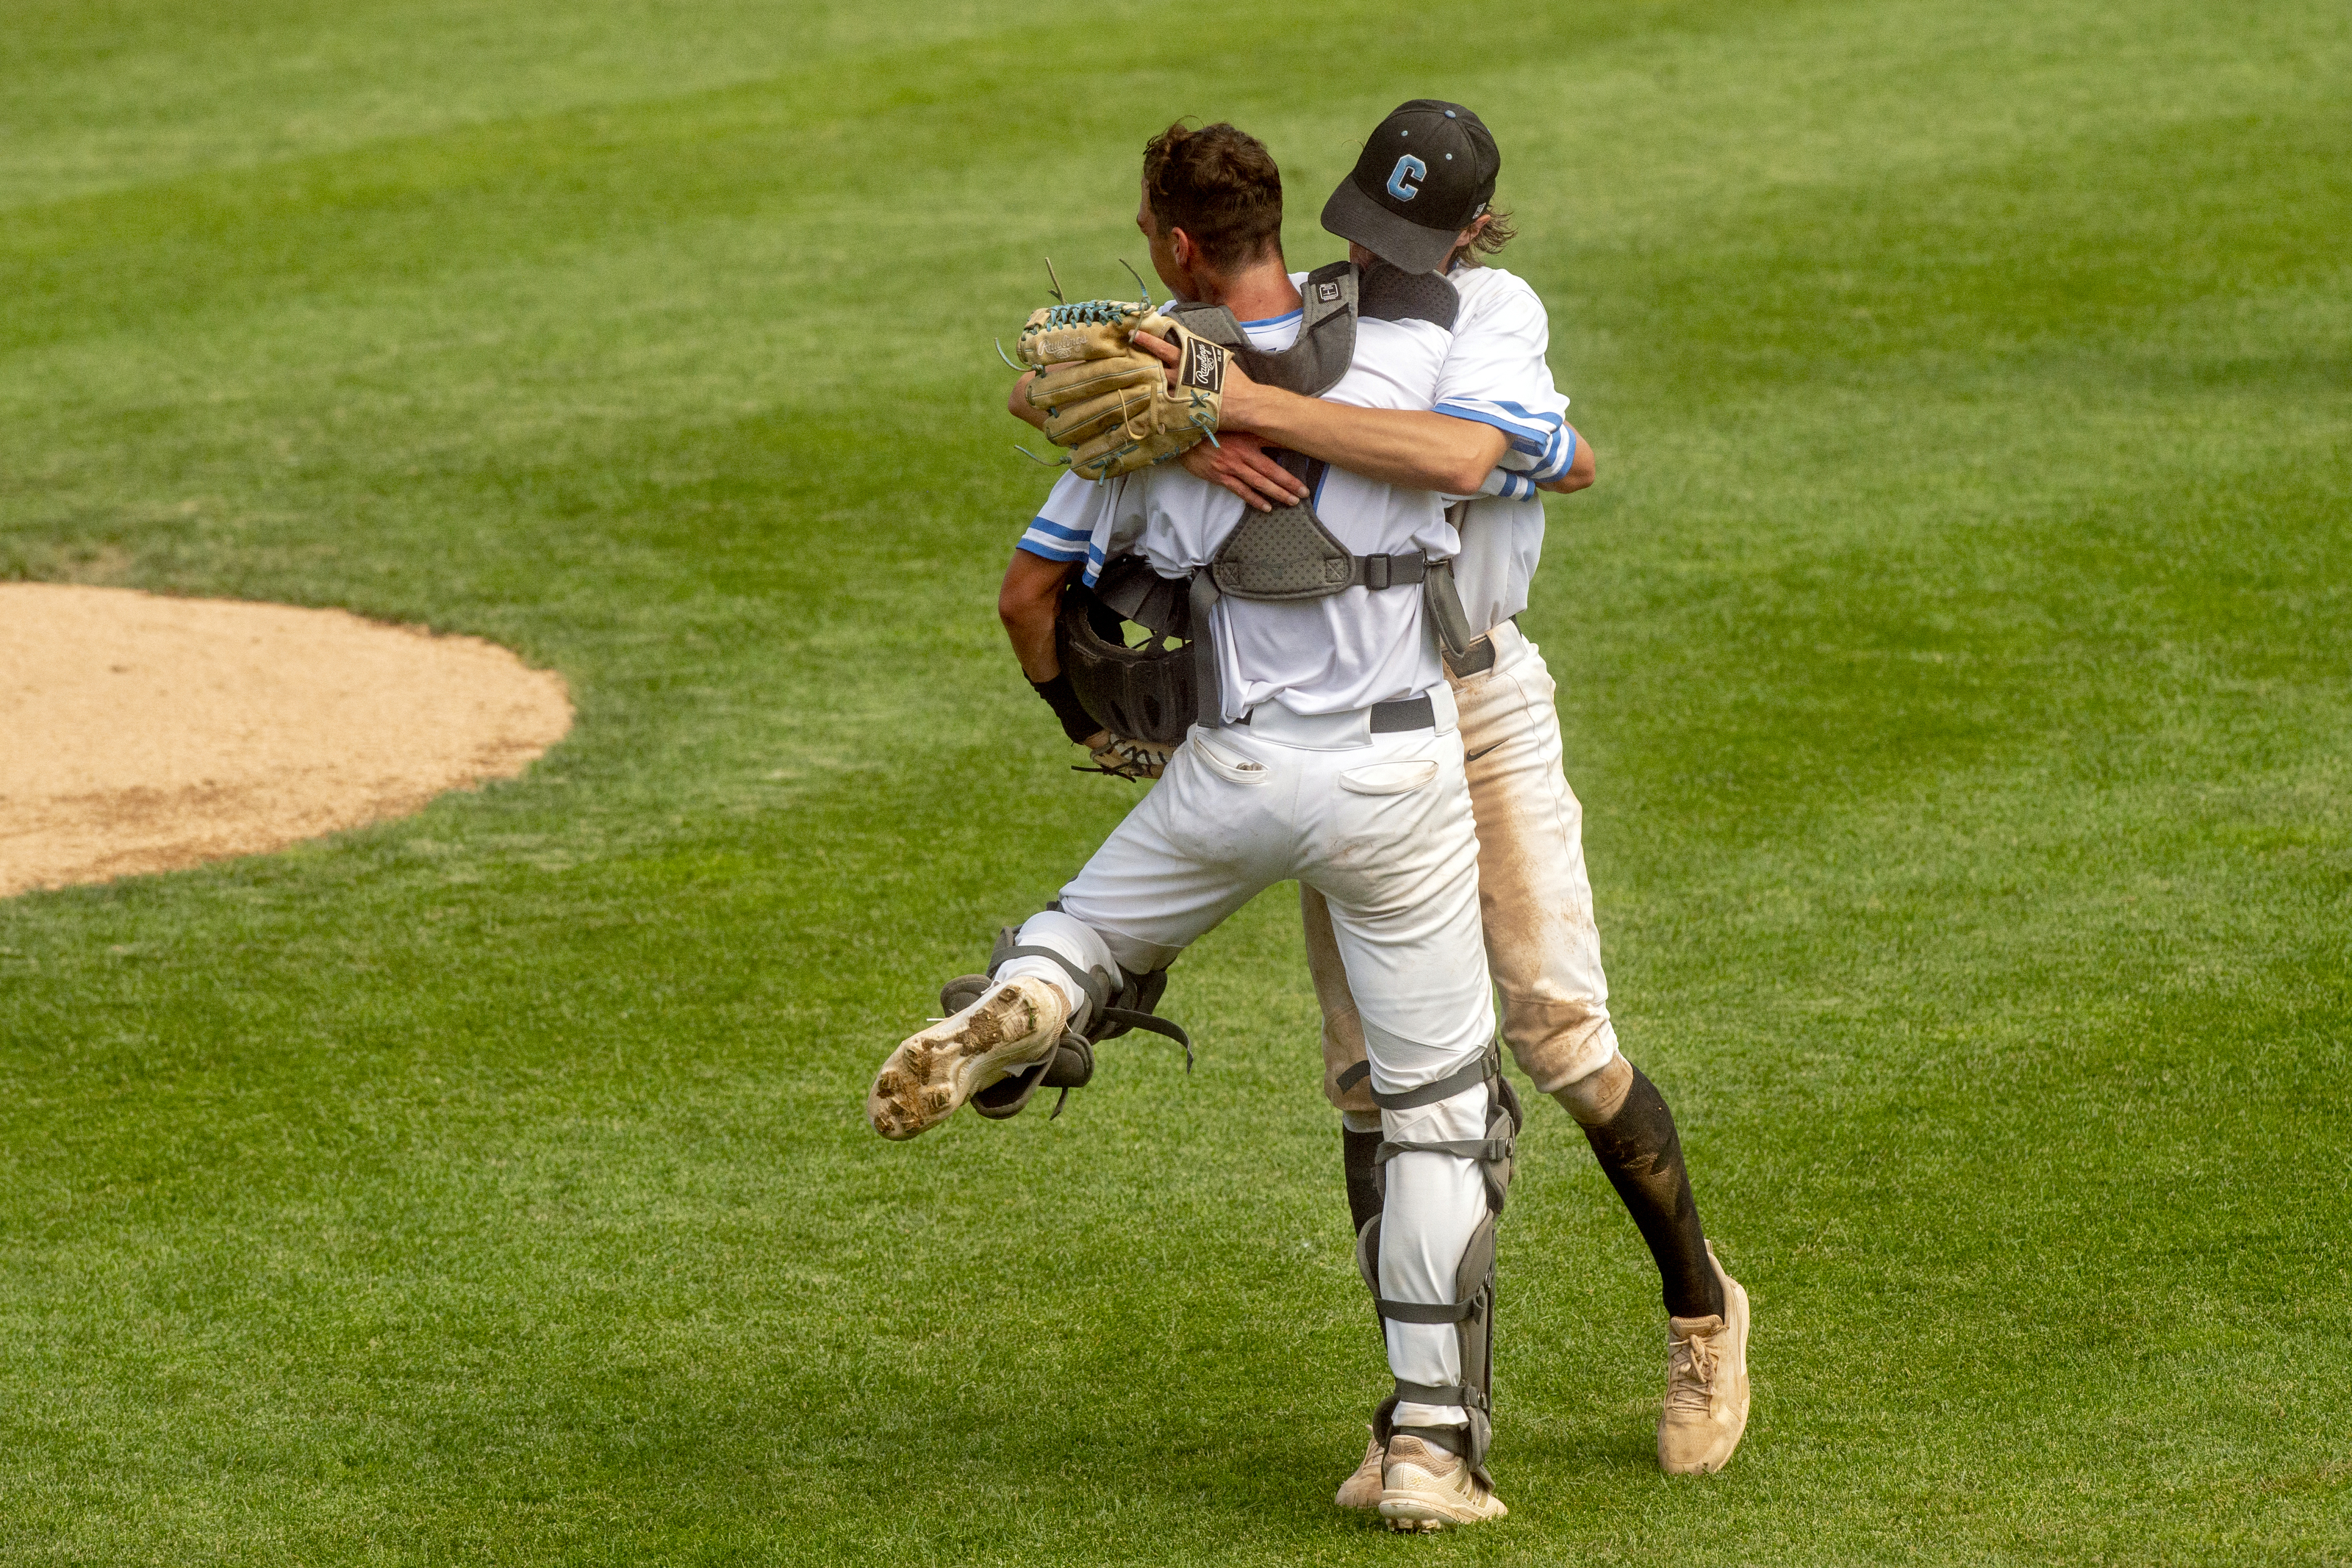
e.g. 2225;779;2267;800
1018;536;1089;562
1435;398;1547;434
1531;427;1578;483
1435;401;1552;458
1435;398;1552;446
1025;517;1092;542
1490;398;1566;431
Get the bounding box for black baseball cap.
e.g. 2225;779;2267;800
1320;100;1501;274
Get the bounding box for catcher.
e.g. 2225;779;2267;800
878;117;1523;1531
1005;105;1752;1497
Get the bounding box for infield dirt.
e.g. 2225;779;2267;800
0;583;570;896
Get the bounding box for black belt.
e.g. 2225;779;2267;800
1233;693;1435;733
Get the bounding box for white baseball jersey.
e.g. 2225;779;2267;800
1027;290;1463;720
1437;264;1576;635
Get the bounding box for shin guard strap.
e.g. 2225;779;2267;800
1374;1297;1480;1326
992;944;1108;1021
1375;1136;1513;1165
1393;1424;1470;1458
1368;1045;1497;1110
1094;1006;1192;1069
1393;1378;1488;1413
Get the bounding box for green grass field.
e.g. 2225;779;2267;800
4;0;2350;1561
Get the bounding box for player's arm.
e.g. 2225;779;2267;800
1002;481;1113;745
1221;370;1509;495
1000;547;1073;681
1000;545;1111;751
1433;275;1598;503
1128;332;1505;499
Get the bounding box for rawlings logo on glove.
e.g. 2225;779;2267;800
1014;297;1225;483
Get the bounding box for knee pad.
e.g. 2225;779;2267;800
953;921;1191;1121
1352;1043;1523;1472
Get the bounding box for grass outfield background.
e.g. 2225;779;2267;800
4;0;2348;1561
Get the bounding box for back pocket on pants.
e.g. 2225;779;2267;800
1337;760;1438;796
1191;733;1272;786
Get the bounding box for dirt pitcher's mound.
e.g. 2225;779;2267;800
1;583;573;897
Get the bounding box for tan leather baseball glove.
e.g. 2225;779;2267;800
1017;299;1226;482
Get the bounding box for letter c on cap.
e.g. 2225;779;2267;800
1385;154;1427;201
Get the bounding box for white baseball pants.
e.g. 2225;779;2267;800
1000;688;1496;1431
1305;621;1620;1118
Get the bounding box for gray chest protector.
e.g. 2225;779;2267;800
1054;260;1494;742
1169;260;1492;728
1183;452;1466;727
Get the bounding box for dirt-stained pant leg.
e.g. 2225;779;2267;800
1303;883;1382;1123
1307;622;1617;1105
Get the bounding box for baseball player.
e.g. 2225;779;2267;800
1018;104;1754;1494
1255;104;1755;1492
871;120;1524;1531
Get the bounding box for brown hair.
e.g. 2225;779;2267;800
1448;205;1518;270
1141;121;1284;273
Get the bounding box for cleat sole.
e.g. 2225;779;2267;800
867;981;1061;1140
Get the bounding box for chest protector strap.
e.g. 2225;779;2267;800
1188;454;1494;727
1166;259;1359;396
1166;255;1458;389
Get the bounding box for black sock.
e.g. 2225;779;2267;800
1342;1124;1383;1236
1580;1066;1725;1320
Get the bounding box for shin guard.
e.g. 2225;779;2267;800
1352;1044;1523;1475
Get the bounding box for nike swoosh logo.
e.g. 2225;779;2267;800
1463;742;1503;763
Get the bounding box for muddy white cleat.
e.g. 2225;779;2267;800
866;976;1069;1140
1333;1429;1384;1510
1377;1434;1508;1532
1658;1242;1751;1475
